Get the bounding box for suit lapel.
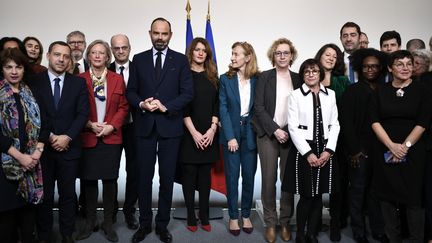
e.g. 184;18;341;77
228;75;240;105
57;74;71;110
249;76;256;111
155;49;172;89
105;72;117;111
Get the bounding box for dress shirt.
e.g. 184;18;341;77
344;52;358;83
48;70;65;96
273;74;293;127
76;58;86;73
115;61;130;84
238;76;251;117
152;48;168;68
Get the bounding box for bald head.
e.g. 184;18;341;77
110;34;131;65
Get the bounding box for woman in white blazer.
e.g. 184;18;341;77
282;59;340;243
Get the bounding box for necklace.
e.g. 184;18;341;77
394;80;411;97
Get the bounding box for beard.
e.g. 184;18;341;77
152;39;169;51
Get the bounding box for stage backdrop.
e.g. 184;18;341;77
1;0;431;206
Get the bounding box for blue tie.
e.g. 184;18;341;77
348;58;355;83
53;78;61;109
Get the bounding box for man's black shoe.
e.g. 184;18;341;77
353;235;370;243
131;227;151;243
372;233;389;243
125;214;139;230
155;228;172;243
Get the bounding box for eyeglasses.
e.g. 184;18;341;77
112;46;130;52
68;41;85;46
360;41;369;45
304;69;320;76
393;62;413;70
274;51;291;57
362;64;380;71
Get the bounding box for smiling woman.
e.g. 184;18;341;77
23;36;47;74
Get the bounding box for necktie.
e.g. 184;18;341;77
73;63;80;75
155;51;162;81
119;66;125;78
348;57;355;83
53;78;61;109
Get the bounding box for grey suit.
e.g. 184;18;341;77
252;68;301;227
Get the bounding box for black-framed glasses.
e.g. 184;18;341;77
362;64;380;71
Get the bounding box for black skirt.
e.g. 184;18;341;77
80;140;122;180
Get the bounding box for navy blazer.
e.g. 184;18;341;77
126;48;193;138
219;73;257;150
29;71;89;160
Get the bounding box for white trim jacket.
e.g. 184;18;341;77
287;83;340;157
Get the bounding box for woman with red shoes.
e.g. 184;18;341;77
179;37;220;233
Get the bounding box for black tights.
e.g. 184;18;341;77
0;205;36;243
296;195;323;237
181;163;212;225
82;179;117;225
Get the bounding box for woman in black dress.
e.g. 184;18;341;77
282;59;340;243
0;48;48;242
179;37;219;232
370;50;431;242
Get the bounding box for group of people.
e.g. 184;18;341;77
1;17;432;243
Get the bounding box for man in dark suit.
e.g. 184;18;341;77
126;17;193;243
66;31;89;74
31;41;89;243
109;33;139;230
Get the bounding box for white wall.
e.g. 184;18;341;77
2;0;431;205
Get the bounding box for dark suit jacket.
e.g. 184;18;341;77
252;69;302;137
30;71;89;160
219;73;257;150
79;70;128;147
126;48;193;138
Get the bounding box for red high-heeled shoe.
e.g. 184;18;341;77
201;224;212;232
187;225;198;232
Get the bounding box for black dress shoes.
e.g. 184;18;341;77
353;234;370;243
155;228;172;243
132;227;152;243
125;214;139;230
61;236;75;243
372;233;389;243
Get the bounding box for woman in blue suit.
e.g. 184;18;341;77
219;41;259;236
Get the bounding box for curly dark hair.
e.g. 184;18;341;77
350;48;388;81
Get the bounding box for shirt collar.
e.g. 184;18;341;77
47;70;66;82
115;61;130;70
152;47;168;56
300;83;329;96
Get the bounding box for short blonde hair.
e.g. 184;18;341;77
85;39;112;67
267;38;298;67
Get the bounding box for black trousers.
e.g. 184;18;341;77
0;205;36;243
425;150;432;240
296;195;323;237
380;200;424;243
122;123;138;215
349;155;385;237
83;179;117;225
329;144;349;228
37;153;78;240
136;128;181;230
181;163;212;225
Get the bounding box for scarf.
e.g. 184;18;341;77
0;79;44;204
90;68;107;101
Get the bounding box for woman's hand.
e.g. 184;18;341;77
96;124;115;137
191;130;205;150
202;127;216;148
18;153;38;171
31;149;42;161
318;151;331;167
273;129;289;144
306;153;319;167
350;152;367;168
228;139;239;153
89;121;105;134
389;142;407;160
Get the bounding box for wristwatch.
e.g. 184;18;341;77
36;147;44;153
405;141;412;148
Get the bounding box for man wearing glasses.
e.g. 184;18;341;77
66;30;89;74
108;34;139;230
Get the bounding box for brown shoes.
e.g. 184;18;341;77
265;227;276;243
281;226;292;241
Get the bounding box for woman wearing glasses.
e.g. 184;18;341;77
370;50;431;242
219;41;259;236
282;59;340;243
253;38;301;243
